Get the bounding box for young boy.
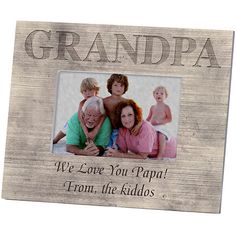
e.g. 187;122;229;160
146;86;172;158
103;74;141;149
103;74;129;148
53;77;102;144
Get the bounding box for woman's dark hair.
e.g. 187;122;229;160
107;74;129;94
114;99;143;128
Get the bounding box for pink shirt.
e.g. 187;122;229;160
116;121;158;157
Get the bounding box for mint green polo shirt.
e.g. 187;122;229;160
66;112;112;149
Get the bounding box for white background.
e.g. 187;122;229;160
54;72;181;136
0;1;235;236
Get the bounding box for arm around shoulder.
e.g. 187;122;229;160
91;117;112;149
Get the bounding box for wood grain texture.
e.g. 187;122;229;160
2;21;234;213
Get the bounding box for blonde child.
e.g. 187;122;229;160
146;86;172;158
53;77;103;144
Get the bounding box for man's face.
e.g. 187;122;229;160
83;106;102;129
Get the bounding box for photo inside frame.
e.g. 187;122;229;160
52;71;181;159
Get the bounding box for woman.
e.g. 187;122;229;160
106;99;159;159
106;99;176;159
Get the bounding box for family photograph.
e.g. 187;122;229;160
52;71;181;159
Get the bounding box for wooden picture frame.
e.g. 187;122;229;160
2;21;234;213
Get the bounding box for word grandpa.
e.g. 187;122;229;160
25;30;221;68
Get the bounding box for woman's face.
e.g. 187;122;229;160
121;106;135;130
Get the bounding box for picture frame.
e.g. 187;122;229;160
2;21;234;213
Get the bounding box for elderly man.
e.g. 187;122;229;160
66;96;112;156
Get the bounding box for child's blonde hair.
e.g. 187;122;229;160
153;86;168;98
80;78;100;94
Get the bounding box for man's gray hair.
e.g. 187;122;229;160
82;96;105;115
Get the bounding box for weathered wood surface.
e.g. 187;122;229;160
2;21;234;213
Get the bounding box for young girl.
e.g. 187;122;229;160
146;86;172;158
53;77;103;144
